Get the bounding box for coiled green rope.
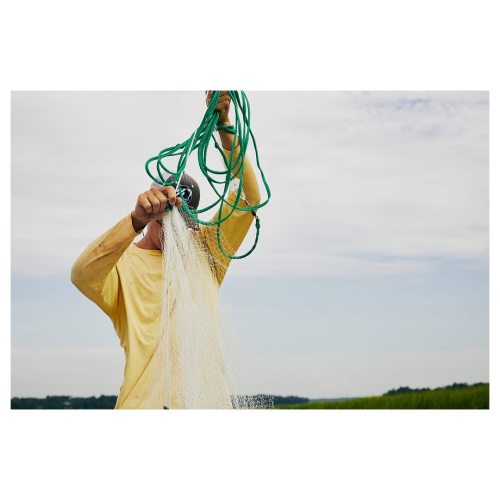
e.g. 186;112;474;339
144;91;271;259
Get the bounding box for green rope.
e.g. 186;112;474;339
144;91;271;259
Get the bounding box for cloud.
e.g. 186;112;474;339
11;91;488;278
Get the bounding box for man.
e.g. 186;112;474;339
71;91;261;409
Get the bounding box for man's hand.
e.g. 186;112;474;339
206;90;239;150
131;186;182;232
205;90;231;124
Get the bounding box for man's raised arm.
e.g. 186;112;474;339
71;185;181;317
201;91;262;284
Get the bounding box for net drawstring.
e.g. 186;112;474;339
144;91;271;259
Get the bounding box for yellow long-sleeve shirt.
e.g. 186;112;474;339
71;148;260;409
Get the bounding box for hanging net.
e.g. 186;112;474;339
143;91;272;409
144;209;273;409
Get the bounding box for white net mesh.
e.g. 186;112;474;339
145;208;273;409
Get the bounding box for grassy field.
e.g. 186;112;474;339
276;383;489;409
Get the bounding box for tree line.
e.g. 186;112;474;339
11;394;310;409
383;381;487;397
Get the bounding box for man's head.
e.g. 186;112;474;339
163;172;201;212
152;173;201;230
141;173;201;249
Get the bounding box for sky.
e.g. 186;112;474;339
11;91;489;399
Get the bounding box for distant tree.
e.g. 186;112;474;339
383;382;489;397
443;383;469;391
11;395;117;410
272;395;309;405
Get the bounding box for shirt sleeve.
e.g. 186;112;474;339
201;145;261;285
70;213;141;318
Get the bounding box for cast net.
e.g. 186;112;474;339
143;91;272;409
145;208;273;409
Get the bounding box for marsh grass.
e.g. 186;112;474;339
276;383;489;409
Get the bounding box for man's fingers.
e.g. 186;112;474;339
138;193;153;214
151;188;168;212
206;90;229;103
215;95;231;112
156;186;177;206
155;186;183;209
165;186;177;206
159;186;182;207
138;187;184;224
145;192;161;214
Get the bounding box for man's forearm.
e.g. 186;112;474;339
217;120;240;150
218;120;245;180
220;142;261;206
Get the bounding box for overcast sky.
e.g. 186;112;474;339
11;91;489;399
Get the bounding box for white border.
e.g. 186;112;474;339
2;1;498;499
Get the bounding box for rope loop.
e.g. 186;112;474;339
144;91;271;259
